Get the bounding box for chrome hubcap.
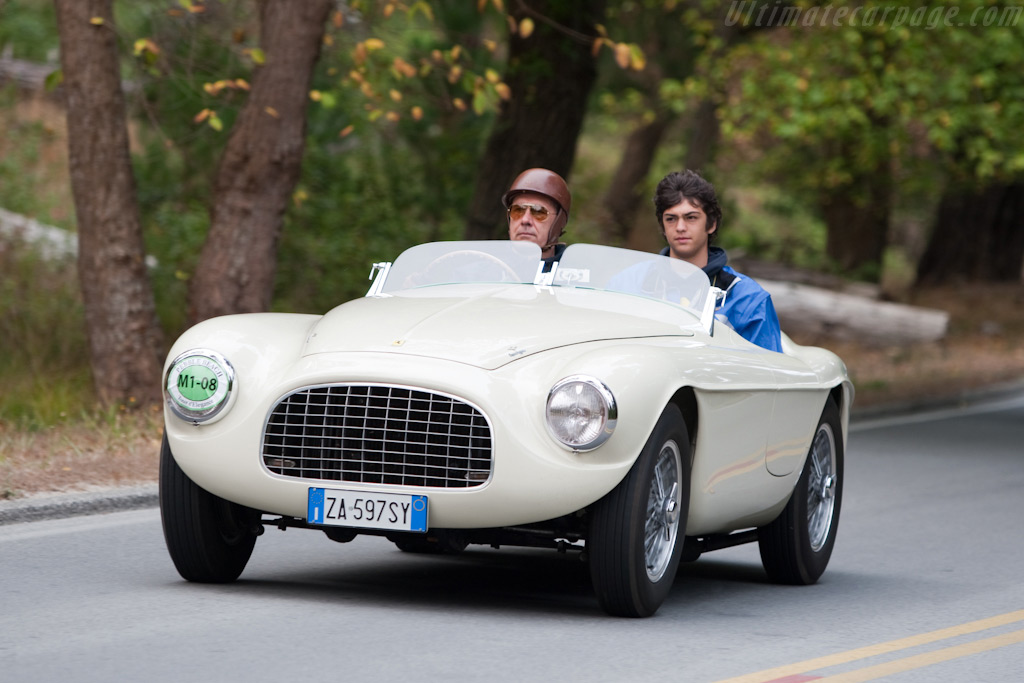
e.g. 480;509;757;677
807;423;838;552
645;440;682;582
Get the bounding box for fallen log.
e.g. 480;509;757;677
759;279;949;346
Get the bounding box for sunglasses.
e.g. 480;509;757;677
508;202;556;223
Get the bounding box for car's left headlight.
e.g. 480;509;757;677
164;349;236;425
545;375;617;451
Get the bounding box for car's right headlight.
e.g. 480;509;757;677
545;375;617;451
164;348;236;425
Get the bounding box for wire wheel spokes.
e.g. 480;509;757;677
806;423;837;552
644;440;682;581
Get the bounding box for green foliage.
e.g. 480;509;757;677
0;86;72;228
0;242;92;428
716;0;1024;193
0;0;59;62
723;185;827;270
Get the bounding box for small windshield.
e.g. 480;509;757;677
556;244;711;313
380;240;542;293
378;241;711;315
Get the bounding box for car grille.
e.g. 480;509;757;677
262;384;493;488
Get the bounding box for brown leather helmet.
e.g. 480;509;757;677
501;168;572;234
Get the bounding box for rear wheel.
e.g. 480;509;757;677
758;399;843;584
159;434;259;582
588;404;690;617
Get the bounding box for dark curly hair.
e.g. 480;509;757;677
653;170;722;241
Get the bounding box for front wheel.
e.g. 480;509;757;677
159;434;259;583
758;398;843;584
588;404;690;618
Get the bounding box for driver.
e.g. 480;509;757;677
654;170;782;352
502;168;572;270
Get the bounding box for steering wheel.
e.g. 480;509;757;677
421;250;522;283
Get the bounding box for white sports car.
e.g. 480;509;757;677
160;240;853;617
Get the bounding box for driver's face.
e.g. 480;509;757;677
507;191;559;257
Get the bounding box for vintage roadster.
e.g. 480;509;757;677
160;241;853;617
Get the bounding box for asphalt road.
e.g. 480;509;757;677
1;391;1023;682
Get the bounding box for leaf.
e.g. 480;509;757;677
408;1;434;22
393;57;417;78
614;43;630;70
628;44;646;71
411;106;424;121
248;48;266;65
264;106;280;118
339;125;355;137
452;97;466;111
485;68;500;84
494;82;511;100
389;89;402;102
44;69;63;92
364;38;386;51
192;108;212;123
208;114;223;131
89;16;104;26
472;90;488;115
519;17;535;38
309;90;323;102
133;38;160;57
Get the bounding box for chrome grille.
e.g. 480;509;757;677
262;384;492;488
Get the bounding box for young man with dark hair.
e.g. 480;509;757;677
653;170;782;352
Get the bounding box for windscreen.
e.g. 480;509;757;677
555;244;711;314
380;240;542;293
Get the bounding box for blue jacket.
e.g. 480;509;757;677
660;246;782;352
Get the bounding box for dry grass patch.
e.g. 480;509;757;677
0;409;163;499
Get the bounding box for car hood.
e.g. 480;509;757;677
302;284;701;369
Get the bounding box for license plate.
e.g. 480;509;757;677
307;487;428;532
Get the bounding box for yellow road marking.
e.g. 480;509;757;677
714;609;1024;683
814;629;1024;682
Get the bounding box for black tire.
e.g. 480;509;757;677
588;404;690;618
159;434;259;583
758;398;843;585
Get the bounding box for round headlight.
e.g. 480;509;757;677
164;349;236;425
545;375;617;451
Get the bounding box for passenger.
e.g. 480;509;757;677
654;170;782;352
502;168;572;270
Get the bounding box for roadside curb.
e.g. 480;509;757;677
850;377;1024;421
0;484;157;526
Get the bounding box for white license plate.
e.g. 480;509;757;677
307;487;427;532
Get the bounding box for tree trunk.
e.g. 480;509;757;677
820;161;891;280
54;0;164;407
916;182;1024;285
188;0;331;324
601;111;672;245
464;0;606;241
